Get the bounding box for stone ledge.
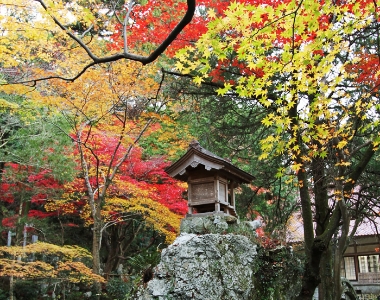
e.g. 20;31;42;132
180;215;238;234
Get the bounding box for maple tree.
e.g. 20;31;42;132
0;92;75;249
0;242;104;300
108;0;210;57
34;60;189;295
175;0;380;299
0;0;195;83
45;138;187;277
0;163;65;242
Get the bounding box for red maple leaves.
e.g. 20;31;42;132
108;0;289;56
46;123;188;225
0;164;63;229
347;53;380;91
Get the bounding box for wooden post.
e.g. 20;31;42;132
215;202;220;213
231;185;235;207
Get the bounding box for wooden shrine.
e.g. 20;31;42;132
166;141;255;217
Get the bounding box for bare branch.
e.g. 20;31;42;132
123;0;135;53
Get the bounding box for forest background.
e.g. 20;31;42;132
0;0;380;299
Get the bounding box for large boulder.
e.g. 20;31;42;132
139;233;257;300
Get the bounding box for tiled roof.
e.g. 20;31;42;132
285;214;380;243
354;217;380;236
166;140;255;183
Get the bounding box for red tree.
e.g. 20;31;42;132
44;125;188;276
0;163;64;245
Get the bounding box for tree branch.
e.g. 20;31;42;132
15;0;196;85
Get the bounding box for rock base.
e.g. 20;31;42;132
139;233;257;300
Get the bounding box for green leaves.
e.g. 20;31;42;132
0;93;76;182
216;82;233;95
0;98;19;111
176;0;380;172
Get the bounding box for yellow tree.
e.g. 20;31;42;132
176;0;380;299
0;0;195;83
0;242;104;300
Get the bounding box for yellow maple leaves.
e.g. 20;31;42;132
37;60;159;125
0;242;104;283
105;196;182;244
0;0;116;81
176;0;379;176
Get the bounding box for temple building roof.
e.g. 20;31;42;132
165;140;255;183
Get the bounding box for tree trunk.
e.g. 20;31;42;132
103;226;121;279
296;162;320;300
319;244;333;300
92;221;102;275
92;211;103;299
295;238;325;300
333;244;343;300
9;274;14;300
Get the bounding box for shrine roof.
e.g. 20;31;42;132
166;140;255;183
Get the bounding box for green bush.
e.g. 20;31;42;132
14;280;40;300
253;246;303;300
0;288;8;300
65;290;85;300
106;277;132;300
